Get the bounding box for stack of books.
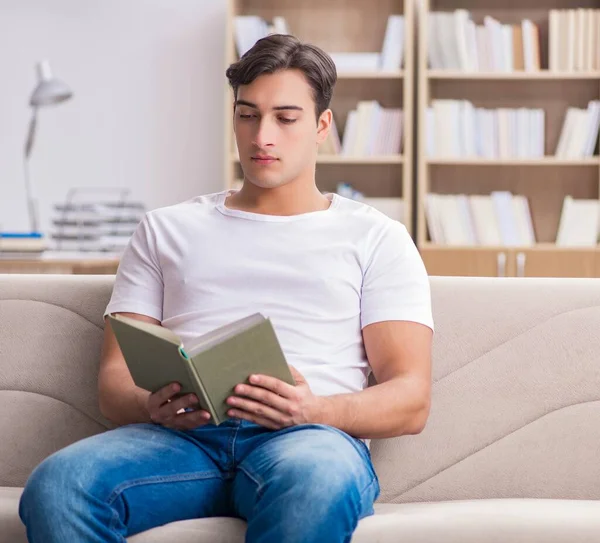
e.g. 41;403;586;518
340;101;403;157
51;201;145;253
426;191;536;246
0;232;47;259
426;100;545;159
233;14;405;73
549;9;600;72
428;10;541;72
555;101;600;159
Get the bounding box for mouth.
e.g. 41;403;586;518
251;155;278;165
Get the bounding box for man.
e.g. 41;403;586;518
19;34;433;542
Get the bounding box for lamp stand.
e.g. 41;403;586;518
23;108;40;233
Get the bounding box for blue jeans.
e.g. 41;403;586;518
19;418;380;542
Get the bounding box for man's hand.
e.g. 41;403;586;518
144;382;213;430
225;366;324;430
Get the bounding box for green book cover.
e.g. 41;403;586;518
107;313;295;425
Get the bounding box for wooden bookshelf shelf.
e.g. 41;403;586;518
427;158;600;166
428;70;600;80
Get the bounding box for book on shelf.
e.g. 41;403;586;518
233;15;405;73
426;192;535;247
428;10;540;72
332;100;402;157
555;101;600;158
108;312;295;426
556;196;600;247
549;9;600;72
427;100;544;159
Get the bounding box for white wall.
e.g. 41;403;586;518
0;0;227;233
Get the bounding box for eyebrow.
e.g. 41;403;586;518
235;99;303;112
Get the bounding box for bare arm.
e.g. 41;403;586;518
98;312;160;425
226;319;433;439
317;320;433;439
99;313;212;428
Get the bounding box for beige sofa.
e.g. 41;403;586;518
1;274;599;543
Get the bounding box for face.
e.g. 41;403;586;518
233;69;331;190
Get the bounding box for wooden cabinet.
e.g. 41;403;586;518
420;247;514;277
514;249;597;278
421;246;600;278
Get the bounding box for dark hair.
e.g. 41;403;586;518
226;34;337;120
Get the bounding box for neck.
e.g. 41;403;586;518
226;177;330;216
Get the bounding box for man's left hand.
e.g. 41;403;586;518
226;366;324;430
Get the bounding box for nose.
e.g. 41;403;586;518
253;117;276;149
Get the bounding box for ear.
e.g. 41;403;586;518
232;101;237;133
316;109;332;145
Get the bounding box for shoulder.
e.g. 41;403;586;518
333;194;412;246
144;191;227;227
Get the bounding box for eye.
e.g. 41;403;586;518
279;118;297;124
239;114;255;119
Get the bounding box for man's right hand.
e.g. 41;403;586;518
144;382;213;430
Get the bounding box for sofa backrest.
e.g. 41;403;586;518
1;275;599;503
0;275;115;487
374;276;600;504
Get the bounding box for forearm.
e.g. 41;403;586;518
316;375;430;440
98;364;152;426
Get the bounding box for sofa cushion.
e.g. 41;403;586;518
3;487;600;543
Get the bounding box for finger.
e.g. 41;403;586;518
248;374;296;397
233;384;290;412
227;396;291;426
148;382;181;411
170;410;212;430
157;398;197;424
160;393;199;419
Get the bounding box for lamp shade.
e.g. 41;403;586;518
29;60;73;107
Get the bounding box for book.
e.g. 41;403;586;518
108;313;295;425
425;192;536;247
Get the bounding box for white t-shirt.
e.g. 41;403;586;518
104;190;434;397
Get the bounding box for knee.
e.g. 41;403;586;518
19;447;90;521
276;455;364;504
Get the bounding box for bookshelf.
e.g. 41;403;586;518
224;0;415;234
416;0;600;277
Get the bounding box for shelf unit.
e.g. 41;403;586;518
224;0;415;235
416;0;600;277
